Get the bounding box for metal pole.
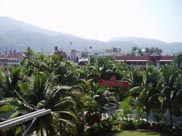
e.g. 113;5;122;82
0;109;51;130
23;117;37;136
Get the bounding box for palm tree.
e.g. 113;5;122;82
160;65;181;127
17;69;81;135
52;60;80;86
173;70;182;116
130;66;161;123
0;66;23;99
173;53;182;69
125;67;143;88
0;66;30;135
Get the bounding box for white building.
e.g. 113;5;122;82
0;52;24;66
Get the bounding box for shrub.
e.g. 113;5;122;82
172;127;182;136
86;123;101;136
100;113;120;132
120;120;135;130
135;120;150;129
101;118;113;132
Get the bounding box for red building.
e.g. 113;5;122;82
115;53;173;69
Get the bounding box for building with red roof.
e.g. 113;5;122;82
0;51;24;66
115;53;173;69
50;46;67;58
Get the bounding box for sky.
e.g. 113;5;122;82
0;0;182;42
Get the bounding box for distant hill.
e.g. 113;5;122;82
110;37;166;45
0;16;95;53
0;16;181;55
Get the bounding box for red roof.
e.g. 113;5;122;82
115;55;174;62
0;53;24;59
115;56;149;61
53;51;67;58
160;56;174;60
0;55;7;58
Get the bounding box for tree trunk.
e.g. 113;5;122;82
41;129;44;136
146;105;149;123
169;103;173;127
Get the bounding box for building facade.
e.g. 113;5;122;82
0;51;24;67
115;54;173;69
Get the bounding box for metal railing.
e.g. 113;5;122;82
0;109;51;130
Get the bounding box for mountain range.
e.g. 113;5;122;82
0;16;181;55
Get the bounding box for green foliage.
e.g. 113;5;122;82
173;53;182;69
135;121;150;129
120;96;132;120
1;51;182;135
0;104;14;112
129;46;162;56
120;120;136;130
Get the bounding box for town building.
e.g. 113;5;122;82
103;48;122;57
78;58;89;65
51;46;67;58
0;51;24;66
70;49;82;62
115;53;173;69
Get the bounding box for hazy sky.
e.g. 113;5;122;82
0;0;182;42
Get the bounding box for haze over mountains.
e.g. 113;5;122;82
0;16;181;55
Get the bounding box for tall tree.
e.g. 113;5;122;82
160;65;180;127
130;66;161;123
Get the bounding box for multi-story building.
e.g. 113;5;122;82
70;49;82;62
102;48;122;57
0;51;24;66
115;53;173;69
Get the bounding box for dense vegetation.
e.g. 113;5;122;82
0;50;182;136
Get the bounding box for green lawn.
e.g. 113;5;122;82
105;129;162;136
